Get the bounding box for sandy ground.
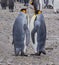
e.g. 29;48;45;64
0;2;59;65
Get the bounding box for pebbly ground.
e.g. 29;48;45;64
0;2;59;65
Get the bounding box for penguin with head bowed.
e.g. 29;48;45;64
31;9;46;56
12;7;30;56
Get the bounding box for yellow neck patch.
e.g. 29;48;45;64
38;11;42;14
30;2;33;5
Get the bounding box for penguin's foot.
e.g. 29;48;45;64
21;52;28;56
40;51;46;55
30;53;41;56
35;53;41;56
38;52;41;56
15;52;19;56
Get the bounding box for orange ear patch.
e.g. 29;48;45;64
38;11;42;14
30;2;33;5
22;10;27;13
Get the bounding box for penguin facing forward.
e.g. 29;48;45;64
31;10;46;56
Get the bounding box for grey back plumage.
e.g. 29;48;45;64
13;12;30;48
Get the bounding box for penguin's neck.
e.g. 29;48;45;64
38;11;42;14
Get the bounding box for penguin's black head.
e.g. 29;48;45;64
30;1;33;5
35;10;42;14
20;8;27;13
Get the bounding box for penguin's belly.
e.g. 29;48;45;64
30;15;37;53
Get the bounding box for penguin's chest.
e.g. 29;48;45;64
30;15;36;32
